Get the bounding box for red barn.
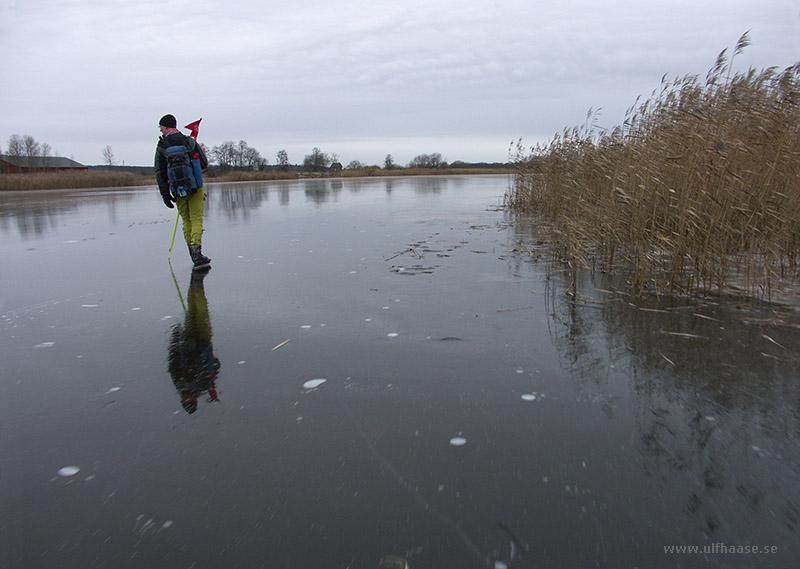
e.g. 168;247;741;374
0;155;88;174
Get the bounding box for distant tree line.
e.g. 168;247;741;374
298;149;454;172
205;143;458;173
3;134;509;174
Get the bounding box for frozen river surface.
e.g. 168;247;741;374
2;176;799;568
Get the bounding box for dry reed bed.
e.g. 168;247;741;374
0;170;150;191
507;35;800;302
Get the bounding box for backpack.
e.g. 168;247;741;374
164;143;202;198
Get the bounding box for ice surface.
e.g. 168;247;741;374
3;177;798;568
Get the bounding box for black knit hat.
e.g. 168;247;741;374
159;114;177;128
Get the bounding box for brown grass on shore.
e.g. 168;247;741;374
506;34;800;302
208;170;301;182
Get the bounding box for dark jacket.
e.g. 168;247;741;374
155;132;208;201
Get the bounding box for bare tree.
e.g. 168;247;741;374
102;145;116;166
276;149;289;171
243;146;266;170
236;140;249;168
6;135;24;157
212;140;237;170
384;154;396;169
22;136;41;169
303;147;331;172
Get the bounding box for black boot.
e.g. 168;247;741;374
190;264;210;287
189;246;211;269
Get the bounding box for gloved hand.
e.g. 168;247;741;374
162;194;175;208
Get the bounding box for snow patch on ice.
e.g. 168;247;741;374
387;333;398;338
449;437;467;447
58;466;80;477
105;387;121;394
35;342;55;348
522;392;544;401
81;304;98;308
303;378;327;390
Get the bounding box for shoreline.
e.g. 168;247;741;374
0;168;514;193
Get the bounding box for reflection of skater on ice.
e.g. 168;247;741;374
167;268;220;414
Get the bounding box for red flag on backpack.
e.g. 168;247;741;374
184;119;202;140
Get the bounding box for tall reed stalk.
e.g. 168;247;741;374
507;34;800;301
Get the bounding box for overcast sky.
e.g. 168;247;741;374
1;0;798;167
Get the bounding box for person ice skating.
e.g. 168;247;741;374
155;114;211;269
168;268;220;414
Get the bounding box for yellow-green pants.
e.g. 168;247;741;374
186;276;212;346
176;187;205;248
